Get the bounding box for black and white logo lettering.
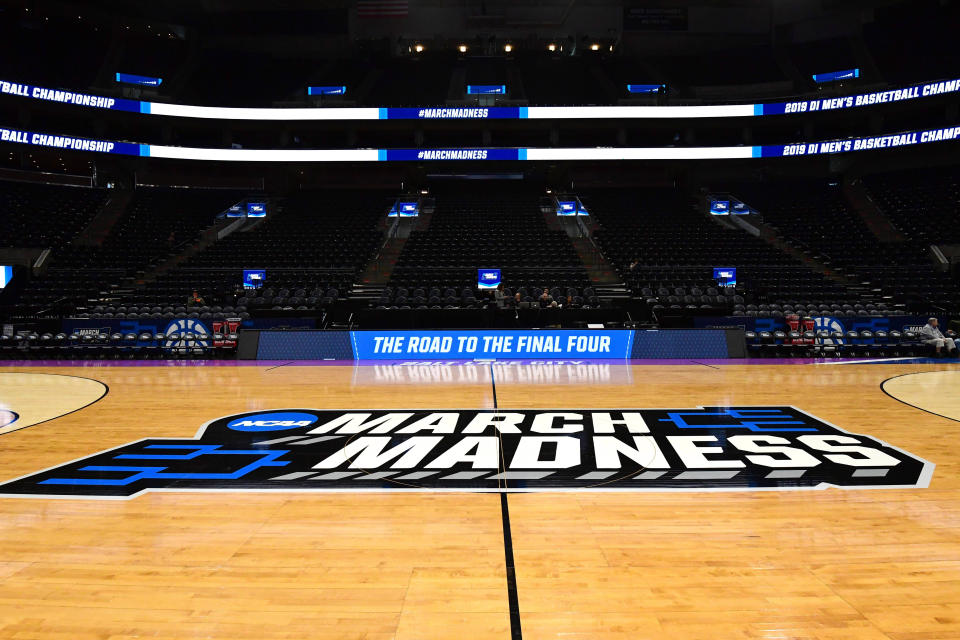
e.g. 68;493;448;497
0;407;932;498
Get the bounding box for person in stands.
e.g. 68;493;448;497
493;283;506;308
186;289;206;307
539;288;554;308
920;317;957;356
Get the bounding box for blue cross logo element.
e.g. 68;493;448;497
659;409;817;432
38;444;290;486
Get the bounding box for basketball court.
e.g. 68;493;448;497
0;359;958;639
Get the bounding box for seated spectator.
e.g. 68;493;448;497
538;288;554;308
186;289;206;307
920;318;957;356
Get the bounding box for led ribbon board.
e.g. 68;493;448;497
1;125;959;162
1;78;957;120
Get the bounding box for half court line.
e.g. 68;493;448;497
492;363;523;639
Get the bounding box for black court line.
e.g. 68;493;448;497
491;363;523;640
263;361;295;372
690;360;720;370
880;371;960;424
500;493;523;640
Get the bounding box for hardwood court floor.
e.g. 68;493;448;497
0;362;959;639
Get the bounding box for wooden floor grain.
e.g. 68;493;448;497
0;362;957;639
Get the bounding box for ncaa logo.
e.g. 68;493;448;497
226;411;318;432
813;316;845;344
163;318;211;350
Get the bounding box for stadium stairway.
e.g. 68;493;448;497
850;32;884;83
542;203;628;301
506;64;527;101
359;205;434;285
359;236;406;285
720;212;892;308
773;44;807;89
137;216;244;285
446;67;467;102
567;215;636;306
586;64;620;105
843;175;907;243
571;237;621;285
715;213;843;278
72;189;135;246
352;67;384;106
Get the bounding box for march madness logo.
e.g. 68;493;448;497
0;408;932;498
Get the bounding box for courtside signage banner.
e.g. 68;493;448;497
350;330;635;359
2;78;957;120
2;125;959;162
0;407;932;498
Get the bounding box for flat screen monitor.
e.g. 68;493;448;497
390;201;419;217
813;68;860;83
557;200;577;216
247;202;266;218
0;266;11;289
710;200;730;215
115;72;162;86
466;85;506;95
308;86;346;95
243;269;266;289
478;268;501;290
713;267;736;287
626;84;664;94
